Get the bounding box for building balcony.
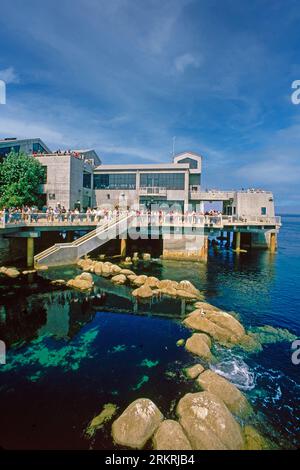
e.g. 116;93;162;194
189;187;235;201
139;187;167;196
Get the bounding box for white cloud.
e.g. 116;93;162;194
0;67;20;84
174;53;202;73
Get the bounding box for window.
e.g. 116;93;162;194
93;173;136;190
0;145;20;157
140;173;185;190
33;142;47;153
261;207;267;215
83;173;92;188
41;166;47;184
177;157;198;169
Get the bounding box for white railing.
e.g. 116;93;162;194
139;187;167;196
0;211;281;230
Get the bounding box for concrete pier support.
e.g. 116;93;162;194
120;238;127;257
235;231;241;251
269;232;277;253
161;233;208;262
27;237;34;267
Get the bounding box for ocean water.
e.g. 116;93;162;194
0;214;299;449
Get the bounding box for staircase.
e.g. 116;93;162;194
34;214;132;267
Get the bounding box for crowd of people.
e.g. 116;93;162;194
1;205;222;226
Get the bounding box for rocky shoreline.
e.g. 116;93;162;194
0;257;294;450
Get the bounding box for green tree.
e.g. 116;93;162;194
0;151;44;208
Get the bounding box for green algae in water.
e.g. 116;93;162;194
85;403;118;439
132;375;149;390
140;358;159;368
249;325;297;345
110;344;127;353
0;327;99;381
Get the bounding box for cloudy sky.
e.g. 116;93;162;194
0;0;300;212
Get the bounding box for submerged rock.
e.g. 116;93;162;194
132;285;153;299
153;420;192;450
112;398;163;449
197;369;252;417
177;391;244;450
176;339;185;347
111;274;127;285
85;403;118;438
243;425;271;450
185;364;205;379
249;325;297;345
185;333;212;361
67;274;94;291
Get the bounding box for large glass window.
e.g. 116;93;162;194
0;145;20;157
33;142;48;153
93;173;136;190
140;173;185;190
177;157;198;169
83;173;92;188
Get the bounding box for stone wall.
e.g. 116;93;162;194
162;233;208;261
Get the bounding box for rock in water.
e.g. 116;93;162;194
177;392;244;450
153;420;192;450
179;280;202;298
197;370;252;417
132;275;148;287
184;309;245;346
3;267;21;278
112;398;163;449
111;274;127;285
185;333;212;361
67;275;94;291
185;364;205;379
78;272;93;282
85;403;118;438
132;285;153;299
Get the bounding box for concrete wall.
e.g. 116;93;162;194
38;155;72;209
162;233;208;261
0;236;27;265
235;192;275;218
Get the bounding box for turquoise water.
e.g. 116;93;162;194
0;215;299;449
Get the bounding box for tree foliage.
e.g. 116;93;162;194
0;151;44;208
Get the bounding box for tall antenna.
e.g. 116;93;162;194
172;136;176;158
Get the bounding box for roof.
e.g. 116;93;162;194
94;163;190;171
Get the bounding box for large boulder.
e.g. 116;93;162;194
119;269;135;276
132;275;148;287
176;289;199;301
185;364;205;379
93;261;104;276
177;392;244;450
159;286;178;297
197;370;252;417
179;280;202;298
158;279;179;290
111;264;122;275
144;276;160;289
78;258;94;271
112;398;163;449
153;420;192;450
101;264;112;278
78;272;93;282
185;333;212;361
132;285;154;299
184;309;245;346
127;274;137;283
111;274;127;285
67;277;94;291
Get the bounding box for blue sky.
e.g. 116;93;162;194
0;0;300;212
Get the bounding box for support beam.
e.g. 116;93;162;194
120;238;127;258
235;231;241;252
269;232;277;253
27;237;34;267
